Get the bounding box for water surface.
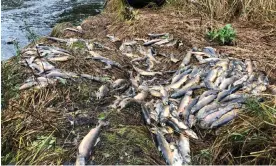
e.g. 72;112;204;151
1;0;105;60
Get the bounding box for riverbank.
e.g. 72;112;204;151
2;0;276;165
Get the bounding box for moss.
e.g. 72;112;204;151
193;87;208;97
50;22;73;37
93;125;163;165
70;41;86;49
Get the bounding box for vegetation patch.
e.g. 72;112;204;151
207;24;236;45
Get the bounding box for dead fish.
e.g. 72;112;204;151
96;84;109;99
166;75;189;90
219;76;236;89
180;51;192;68
215;60;229;70
166;119;182;133
154;130;174;165
165;40;177;47
200;103;241;128
119;97;138;110
78;120;108;161
134;90;148;101
187;114;197;128
217;84;243;102
191;94;217;114
143;39;162;46
106;34;121;42
177;134;191;164
129;71;139;89
220;93;244;102
171;68;192;84
196;102;220;120
200;57;220;64
203;47;217;57
178;91;193;116
199;90;219;101
170;54;180;63
204;80;218;90
171;85;203;98
146;48;160;63
45;70;70;79
133;66;162;76
141;104;151;125
251;84;267;94
76;155;85;166
112;79;128;89
170;144;183;166
148;33;168;38
160;105;170;123
154;39;170;45
181;75;201;90
205;68;219;82
170;116;188;130
34;59;55;71
150;89;163;98
210;109;240;128
245;59;253;74
47;56;73;62
81;74;110;83
233;75;248;86
183;129;198;140
19;81;38;90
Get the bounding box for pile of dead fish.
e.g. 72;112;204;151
18;32;269;165
89;33;269;165
19;43;111;90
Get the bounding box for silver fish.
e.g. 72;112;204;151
210;109;240;128
183;129;198;139
96;84;109;99
166;74;189;90
178;91;193;116
141;104;151;125
200;103;241;128
196;102;219;120
78;120;108;160
191;95;217;114
177;134;191;164
205;68;219;82
219;76;236;89
155;130;174;165
134;90;148;101
143;39;162;46
233;75;248;86
181;75;200;90
180;51;192;68
171;69;192;84
149;89;163;98
112;79;128;89
245;59;253;74
133;66;162;76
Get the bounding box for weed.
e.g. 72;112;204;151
23;20;39;43
207;24;236;45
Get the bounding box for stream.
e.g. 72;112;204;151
1;0;105;60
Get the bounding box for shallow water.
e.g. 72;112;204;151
1;0;105;60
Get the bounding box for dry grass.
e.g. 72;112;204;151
166;0;276;23
209;97;276;165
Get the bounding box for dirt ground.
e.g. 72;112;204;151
1;2;276;165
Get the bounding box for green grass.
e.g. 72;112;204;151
207;24;236;45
